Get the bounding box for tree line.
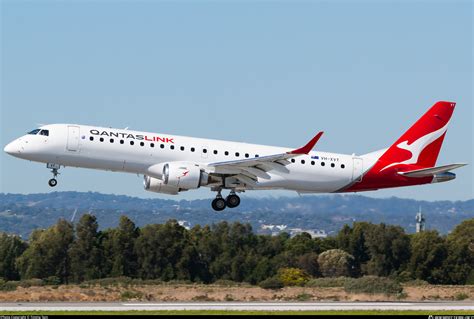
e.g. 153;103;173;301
0;214;472;285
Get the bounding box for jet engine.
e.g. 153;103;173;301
143;175;180;195
162;162;209;189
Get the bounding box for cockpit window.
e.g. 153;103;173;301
27;129;41;135
39;130;49;136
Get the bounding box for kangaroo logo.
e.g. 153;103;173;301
380;121;449;172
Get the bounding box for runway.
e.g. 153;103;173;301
1;302;473;312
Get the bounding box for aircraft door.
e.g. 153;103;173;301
352;157;363;182
67;125;80;152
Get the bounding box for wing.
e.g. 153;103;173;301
207;132;323;185
397;163;467;178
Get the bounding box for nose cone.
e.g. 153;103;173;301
4;141;18;155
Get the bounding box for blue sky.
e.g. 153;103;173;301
1;1;472;201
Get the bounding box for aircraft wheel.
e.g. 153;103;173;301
212;197;226;211
48;178;58;187
226;194;240;208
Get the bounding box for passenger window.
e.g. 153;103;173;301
255;155;259;157
301;160;305;164
120;140;124;144
341;164;345;169
321;162;325;166
181;146;185;151
130;141;134;146
214;150;218;155
203;149;208;153
110;139;114;143
311;161;315;165
291;159;295;163
90;136;94;141
191;147;195;152
245;153;249;158
225;151;229;156
331;163;335;168
100;138;104;142
140;142;144;146
151;143;155;148
27;129;41;135
170;145;175;150
235;152;240;157
160;144;164;149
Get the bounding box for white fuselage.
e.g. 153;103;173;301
4;124;378;194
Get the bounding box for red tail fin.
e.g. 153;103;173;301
376;101;455;172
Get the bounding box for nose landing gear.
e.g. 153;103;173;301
48;178;58;187
47;163;60;187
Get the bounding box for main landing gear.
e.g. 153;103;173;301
47;163;60;187
211;190;241;211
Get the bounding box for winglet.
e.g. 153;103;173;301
288;131;324;155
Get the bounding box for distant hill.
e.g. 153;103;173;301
0;192;472;239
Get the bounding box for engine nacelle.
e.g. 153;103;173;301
143;175;180;195
162;162;209;190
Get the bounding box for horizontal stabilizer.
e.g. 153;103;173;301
397;163;467;178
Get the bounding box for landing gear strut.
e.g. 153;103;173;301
47;163;60;187
211;190;241;211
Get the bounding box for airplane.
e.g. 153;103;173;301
3;101;467;211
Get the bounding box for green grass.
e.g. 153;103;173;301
0;311;472;316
